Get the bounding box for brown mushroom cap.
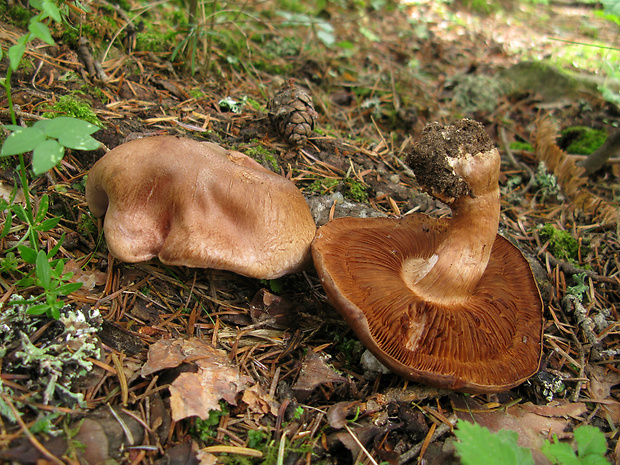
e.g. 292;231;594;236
312;120;543;393
86;135;316;280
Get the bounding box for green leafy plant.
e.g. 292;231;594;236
561;126;607;155
260;278;284;293
191;403;230;444
24;250;83;319
542;425;608;465
454;421;609;465
2;117;99;175
0;0;100;319
454;420;534;465
307;176;368;202
0;192;81;319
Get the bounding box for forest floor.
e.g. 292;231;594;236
0;0;619;464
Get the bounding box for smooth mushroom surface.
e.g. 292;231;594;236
312;119;543;393
86;135;316;280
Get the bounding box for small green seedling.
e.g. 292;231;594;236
24;250;82;320
455;421;609;465
191;403;230;443
454;420;534;465
542;425;609;465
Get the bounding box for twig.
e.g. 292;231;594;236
545;251;617;284
0;108;47;122
563;294;603;356
77;37;108;81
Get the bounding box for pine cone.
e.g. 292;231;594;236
268;80;318;147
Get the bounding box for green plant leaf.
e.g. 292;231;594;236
541;439;579;465
32;139;64;174
454;420;534;465
16;277;36;288
30;0;45;10
49;304;61;320
1;212;13;239
9;204;29;223
53;258;64;276
35;194;50;223
36;117;100;151
57;282;82;295
60;133;100;151
42;0;62;22
582;457;612;465
26;303;51;315
47;233;64;257
1;127;47;156
35;216;61;232
8;37;28;71
574;426;607;458
2;125;24;132
19;245;38;264
28;21;55;46
36;250;52;289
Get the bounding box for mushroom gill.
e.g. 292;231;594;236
311;119;543;393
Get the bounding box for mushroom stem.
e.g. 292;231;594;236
402;147;501;303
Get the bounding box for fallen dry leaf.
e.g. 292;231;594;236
520;400;587;420
0;181;25;204
453;396;574;451
587;364;620;425
141;338;222;376
241;383;279;416
249;288;295;327
195;450;218;465
142;339;251;421
0;406;146;464
327;401;361;429
327;423;384;461
154;442;200;465
292;351;347;399
64;260;107;290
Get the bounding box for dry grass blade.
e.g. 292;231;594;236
201;445;263;457
343;424;379;465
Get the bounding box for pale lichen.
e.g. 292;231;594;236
1;298;102;418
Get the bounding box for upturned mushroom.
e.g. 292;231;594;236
312;119;543;393
86;135;316;280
